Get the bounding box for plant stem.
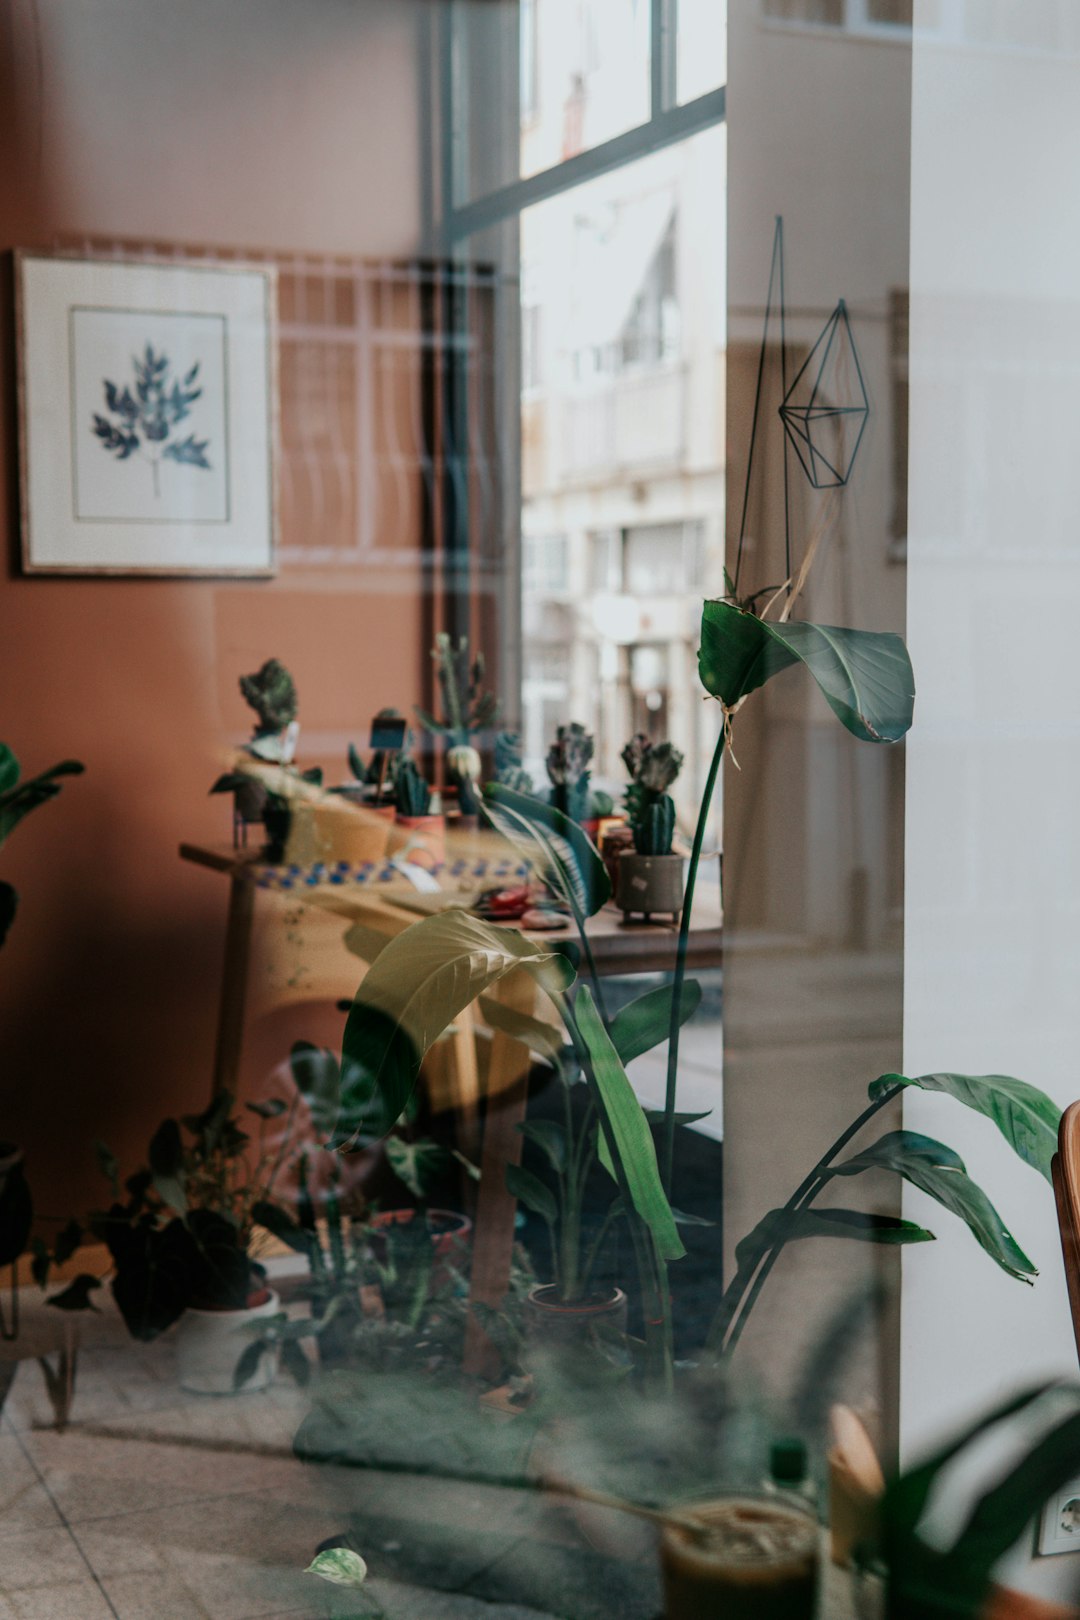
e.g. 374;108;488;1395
662;727;725;1192
710;1082;903;1357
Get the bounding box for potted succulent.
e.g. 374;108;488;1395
545;722;614;836
210;658;323;860
416;632;498;823
616;736;685;922
494;730;534;794
39;1091;287;1393
388;756;445;868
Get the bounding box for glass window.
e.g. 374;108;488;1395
678;0;728;103
520;0;651;181
763;0;845;25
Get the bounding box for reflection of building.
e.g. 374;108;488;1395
520;107;726;819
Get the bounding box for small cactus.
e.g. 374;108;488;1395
393;758;432;818
546;723;594;821
239;659;297;738
494;730;534;795
633;795;676;856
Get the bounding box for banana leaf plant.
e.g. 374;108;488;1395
708;1070;1061;1359
309;905;688;1384
660;595;917;1193
879;1383;1080;1618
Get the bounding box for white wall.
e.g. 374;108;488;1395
903;0;1080;1596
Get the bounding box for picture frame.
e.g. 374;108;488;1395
15;252;278;576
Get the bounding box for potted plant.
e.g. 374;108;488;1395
416;632;498;824
616;736;685;922
544;722;614;837
210;658;323;860
494;730;534;795
39;1091;288;1393
388;756;445;868
874;1383;1080;1619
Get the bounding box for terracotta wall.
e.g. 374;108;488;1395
0;0;439;1216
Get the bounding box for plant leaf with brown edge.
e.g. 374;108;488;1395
831;1130;1036;1281
698;600;914;743
338;911;574;1145
574;986;684;1262
869;1071;1061;1184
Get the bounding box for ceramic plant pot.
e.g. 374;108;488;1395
616;852;684;922
522;1284;628;1356
174;1288;280;1395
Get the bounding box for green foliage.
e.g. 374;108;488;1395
494;729;534;794
338;911;574;1144
698;599;915;743
546;722;594;821
608;981;702;1067
869;1071;1061;1183
0;744;84;948
239;658;297;736
305;1548;369;1588
416;632;498;746
632;796;676;856
392;757;431;817
881;1385;1080;1617
483;782;611;919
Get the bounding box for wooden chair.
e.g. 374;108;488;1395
1052;1100;1080;1367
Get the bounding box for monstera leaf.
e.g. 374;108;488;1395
338;911;574;1144
483;783;611;919
869;1071;1061;1184
698;600;914;744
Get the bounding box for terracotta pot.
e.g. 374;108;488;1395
616;852;684;921
984;1590;1078;1620
523;1283;628;1355
388;814;446;868
174;1287;280;1395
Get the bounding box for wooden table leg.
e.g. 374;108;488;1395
462;969;537;1378
211;870;256;1098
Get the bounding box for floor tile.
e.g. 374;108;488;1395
0;1435;65;1537
8;1581;116;1619
0;1525;91;1590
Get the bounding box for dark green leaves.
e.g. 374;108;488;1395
385;1137;450;1199
870;1072;1061;1183
735;1206;934;1275
573;987;684;1262
147;1119;187;1215
831;1130;1037;1282
46;1274;101;1312
608;981;702;1067
289;1041;342;1140
505;1163;558;1224
482;784;611;918
340;912;574;1142
517;1119;568;1174
0;754;85;848
698;600;914;744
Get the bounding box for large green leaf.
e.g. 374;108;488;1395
385;1136;450;1199
734;1206;934;1276
478;996;566;1059
870;1071;1061;1184
574;987;684;1262
608;981;703;1067
338;911;574;1144
948;1403;1080;1581
698;600;914;743
518;1119;569;1174
831;1130;1036;1281
482;783;611;918
505;1162;558;1223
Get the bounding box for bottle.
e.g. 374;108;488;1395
766;1436;818;1510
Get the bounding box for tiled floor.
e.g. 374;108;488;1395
0;1304;568;1620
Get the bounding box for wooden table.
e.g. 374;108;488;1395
180;838;723;1375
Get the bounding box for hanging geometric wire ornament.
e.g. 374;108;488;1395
779;299;869;491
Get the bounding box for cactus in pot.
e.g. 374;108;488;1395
416;634;497;818
393;758;432;819
545;722;594;823
617;736;685;921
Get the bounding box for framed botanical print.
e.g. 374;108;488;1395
16;253;277;575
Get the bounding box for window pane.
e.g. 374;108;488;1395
677;0;727;104
520;0;651;181
520;125;726;816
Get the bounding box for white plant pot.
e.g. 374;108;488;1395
174;1290;280;1396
